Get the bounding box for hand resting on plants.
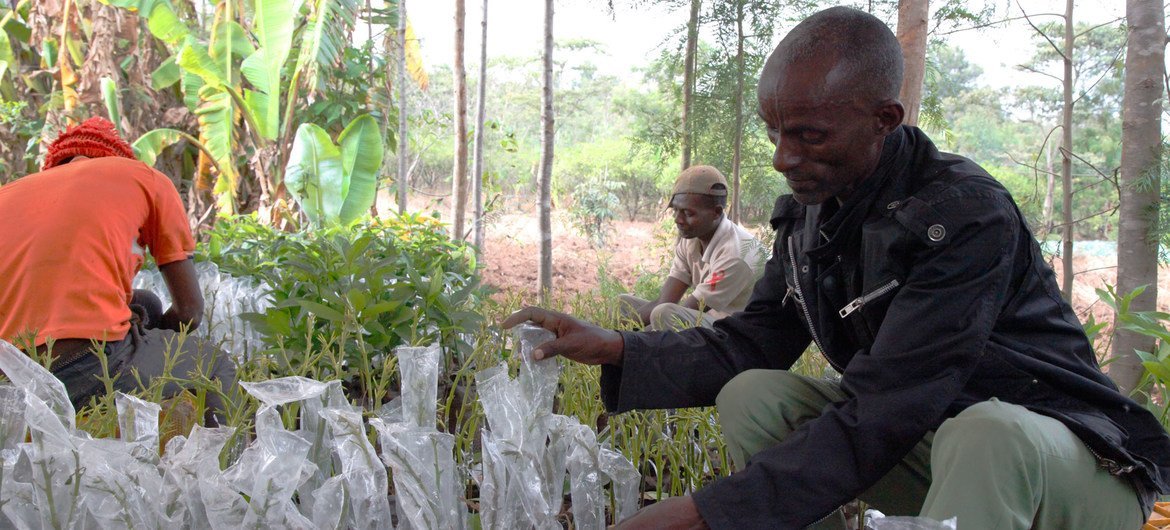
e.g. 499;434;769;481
613;496;709;530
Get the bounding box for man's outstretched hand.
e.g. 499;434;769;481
616;496;709;529
501;307;625;366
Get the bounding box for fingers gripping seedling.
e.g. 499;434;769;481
501;307;625;366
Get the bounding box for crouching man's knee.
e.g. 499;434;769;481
923;399;1148;529
715;370;841;470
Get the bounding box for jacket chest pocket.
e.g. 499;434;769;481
839;219;915;341
839;276;902;343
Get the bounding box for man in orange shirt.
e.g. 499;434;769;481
0;117;235;425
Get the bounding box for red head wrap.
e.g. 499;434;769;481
42;117;135;170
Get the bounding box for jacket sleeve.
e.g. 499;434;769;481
692;190;1021;529
600;231;813;412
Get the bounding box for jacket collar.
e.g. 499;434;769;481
808;127;912;260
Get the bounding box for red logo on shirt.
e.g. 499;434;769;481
708;270;725;287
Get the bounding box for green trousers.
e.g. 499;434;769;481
714;369;1149;529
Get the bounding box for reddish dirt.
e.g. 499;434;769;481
384;190;1170;344
478;209;663;302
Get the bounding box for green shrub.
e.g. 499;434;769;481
1098;284;1170;428
200;213;488;406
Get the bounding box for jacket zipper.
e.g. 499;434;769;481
838;279;901;318
788;235;839;373
1085;444;1136;476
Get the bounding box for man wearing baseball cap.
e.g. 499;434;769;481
0;117;236;425
617;165;764;330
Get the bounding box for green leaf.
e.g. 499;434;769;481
210;20;254;63
146;3;189;47
100;77;121;133
2;18;31;44
151;56;181;90
194;87;239;214
427;271;444;300
285;123;344;226
298;300;346;322
178;42;225;87
346;288;368;312
291;0;359;97
132;128;186;167
41;38;58;66
243;88;276;139
178;46;207;110
363;300;403;318
0;27;14;83
337;114;383;224
1141;360;1170;387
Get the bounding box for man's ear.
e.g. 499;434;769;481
875;99;905;134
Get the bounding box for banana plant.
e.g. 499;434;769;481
140;0;251;214
124;0;365;219
285;114;383;227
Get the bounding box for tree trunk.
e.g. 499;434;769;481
451;0;469;239
895;0;928;126
368;0;379;217
1112;0;1166;396
730;0;744;223
680;0;700;171
471;0;489;252
1059;0;1074;301
397;0;409;215
1043;139;1055;233
538;0;555;303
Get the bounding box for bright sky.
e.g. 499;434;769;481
404;0;1126;92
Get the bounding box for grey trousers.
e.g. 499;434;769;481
715;369;1150;529
52;325;236;425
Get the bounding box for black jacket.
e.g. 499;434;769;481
600;126;1170;528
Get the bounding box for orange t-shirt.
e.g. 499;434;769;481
0;157;195;346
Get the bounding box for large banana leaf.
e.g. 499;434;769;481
337;114;383;224
286;115;383;227
240;48;286;139
238;0;294;140
133;128;186;167
285;123;344;226
0;27;14;85
292;0;358;96
145;3;188;49
210;20;253;64
178;42;225;87
100;77;121;134
196;86;239;214
151;56;181;90
254;0;294;62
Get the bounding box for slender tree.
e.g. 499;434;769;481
538;0;555;302
397;0;409;214
471;0;489;251
680;0;700;171
896;0;929;126
1059;0;1074;300
730;0;744;222
1112;0;1165;396
452;0;470;240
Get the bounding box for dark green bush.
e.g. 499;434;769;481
199;213;488;405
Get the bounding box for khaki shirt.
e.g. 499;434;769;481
668;217;765;318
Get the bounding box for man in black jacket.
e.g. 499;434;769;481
505;6;1170;529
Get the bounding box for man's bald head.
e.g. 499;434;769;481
762;7;903;105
